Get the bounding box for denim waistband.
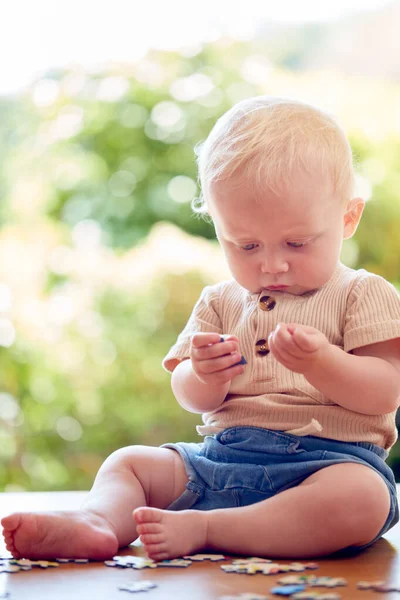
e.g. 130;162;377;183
214;427;389;461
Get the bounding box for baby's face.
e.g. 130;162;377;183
208;171;349;295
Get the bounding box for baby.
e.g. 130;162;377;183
2;96;400;561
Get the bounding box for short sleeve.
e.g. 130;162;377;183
343;273;400;353
162;285;223;373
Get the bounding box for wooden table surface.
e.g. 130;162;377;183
1;490;400;599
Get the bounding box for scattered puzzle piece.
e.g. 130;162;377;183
221;560;318;576
54;558;88;563
277;576;310;585
18;559;59;569
184;553;226;561
72;558;89;563
118;580;157;593
156;559;192;568
277;575;346;588
110;556;157;569
356;580;384;590
221;563;281;575
271;585;306;596
309;577;346;588
55;558;72;563
0;558;62;572
286;563;313;572
292;593;341;600
0;565;20;573
219;594;270;600
371;583;400;592
232;558;273;565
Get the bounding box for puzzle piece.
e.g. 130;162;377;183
221;562;281;575
276;574;345;588
292;593;341;600
55;558;72;563
0;564;20;573
309;577;346;588
277;575;311;585
184;553;226;561
118;580;157;593
286;562;314;572
0;558;62;573
54;557;89;563
271;585;306;596
156;559;192;568
356;580;384;590
110;556;157;569
221;560;320;576
303;563;319;570
16;559;59;569
373;583;400;592
232;558;273;565
356;581;400;592
219;594;270;600
72;558;89;563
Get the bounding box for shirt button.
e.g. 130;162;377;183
255;339;270;356
259;295;276;311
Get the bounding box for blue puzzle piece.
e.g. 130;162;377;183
270;585;306;595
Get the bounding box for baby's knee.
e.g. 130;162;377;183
334;466;391;545
100;445;151;473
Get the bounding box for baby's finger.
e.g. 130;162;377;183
291;328;319;352
191;332;224;349
200;362;246;385
198;352;244;375
268;335;295;365
269;325;302;360
270;324;296;351
268;333;293;367
194;339;239;361
220;334;240;345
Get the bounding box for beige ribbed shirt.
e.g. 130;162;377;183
163;263;400;450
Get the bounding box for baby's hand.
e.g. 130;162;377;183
268;323;330;375
190;332;245;385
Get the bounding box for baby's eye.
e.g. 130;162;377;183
240;243;258;251
287;241;307;248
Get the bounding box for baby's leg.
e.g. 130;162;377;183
1;446;188;559
134;462;390;560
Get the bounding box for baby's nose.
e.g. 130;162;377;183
261;256;289;274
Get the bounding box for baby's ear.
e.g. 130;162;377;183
343;197;365;239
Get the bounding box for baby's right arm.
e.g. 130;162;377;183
171;332;245;414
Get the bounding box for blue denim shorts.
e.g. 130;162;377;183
162;427;399;552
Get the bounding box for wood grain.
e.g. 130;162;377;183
1;490;399;599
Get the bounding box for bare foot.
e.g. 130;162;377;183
1;510;119;560
133;507;208;561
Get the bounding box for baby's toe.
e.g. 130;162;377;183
139;532;165;545
133;507;163;525
145;543;169;561
136;522;162;535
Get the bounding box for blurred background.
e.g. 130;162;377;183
1;0;400;491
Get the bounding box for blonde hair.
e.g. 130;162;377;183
192;96;355;214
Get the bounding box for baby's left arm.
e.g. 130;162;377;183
268;323;400;415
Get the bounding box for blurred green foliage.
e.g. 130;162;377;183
0;39;400;490
0;271;208;490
